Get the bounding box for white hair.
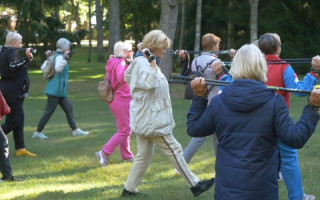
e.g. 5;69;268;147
113;41;132;57
229;44;268;82
4;32;22;47
56;38;71;51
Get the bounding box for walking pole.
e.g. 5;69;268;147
171;75;314;95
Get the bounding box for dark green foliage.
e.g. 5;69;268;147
118;0;160;48
0;0;79;67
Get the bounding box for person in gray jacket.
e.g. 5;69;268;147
121;30;214;198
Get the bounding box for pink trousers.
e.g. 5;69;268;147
102;95;133;160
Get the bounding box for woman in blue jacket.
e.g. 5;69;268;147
187;44;320;200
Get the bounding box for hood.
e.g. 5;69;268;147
221;79;275;113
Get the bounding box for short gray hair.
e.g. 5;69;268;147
56;38;71;51
229;44;268;82
4;32;22;47
113;41;132;57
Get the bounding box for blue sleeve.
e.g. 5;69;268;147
218;74;233;91
283;66;318;97
187;96;216;137
135;51;143;57
273;95;319;148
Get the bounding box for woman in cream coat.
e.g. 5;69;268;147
121;30;214;198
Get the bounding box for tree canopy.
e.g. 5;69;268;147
0;0;319;73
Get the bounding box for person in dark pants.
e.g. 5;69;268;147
0;31;36;157
32;38;89;139
0;127;22;182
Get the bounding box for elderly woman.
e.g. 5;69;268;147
187;44;320;200
95;41;134;166
32;38;89;139
0;32;36;157
121;30;214;197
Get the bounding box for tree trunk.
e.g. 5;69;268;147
249;0;259;42
227;0;234;49
178;0;186;50
194;0;202;57
159;0;179;79
95;0;105;62
108;0;120;55
88;0;92;63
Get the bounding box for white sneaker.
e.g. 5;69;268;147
301;194;315;200
72;128;89;136
32;131;48;139
95;151;108;167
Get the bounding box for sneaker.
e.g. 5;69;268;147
121;189;149;197
32;131;48;140
190;178;215;197
174;168;180;176
1;176;24;182
95;151;108;167
124;157;134;163
72;128;89;136
301;194;315;200
16;148;37;157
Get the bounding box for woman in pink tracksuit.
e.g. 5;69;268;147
95;41;134;166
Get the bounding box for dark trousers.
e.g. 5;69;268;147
37;95;77;132
1;99;25;150
0;126;12;179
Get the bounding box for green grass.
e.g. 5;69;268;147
0;47;319;199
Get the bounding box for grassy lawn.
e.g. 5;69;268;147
0;47;319;199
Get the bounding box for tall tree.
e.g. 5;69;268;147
194;0;202;57
69;0;81;31
159;0;179;79
178;0;187;51
227;0;235;49
249;0;258;42
87;0;92;63
108;0;120;55
95;0;105;62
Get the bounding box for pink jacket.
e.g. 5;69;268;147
105;57;131;100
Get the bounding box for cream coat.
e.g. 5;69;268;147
124;56;175;136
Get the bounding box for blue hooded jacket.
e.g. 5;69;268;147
187;79;319;200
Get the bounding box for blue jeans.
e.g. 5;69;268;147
279;140;304;200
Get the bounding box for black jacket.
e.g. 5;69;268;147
0;47;30;102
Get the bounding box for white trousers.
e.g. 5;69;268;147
124;134;200;192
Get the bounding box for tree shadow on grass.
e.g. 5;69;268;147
10;186;124;200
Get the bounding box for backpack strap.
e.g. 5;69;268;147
205;59;218;94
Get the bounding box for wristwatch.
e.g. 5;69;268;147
148;55;156;63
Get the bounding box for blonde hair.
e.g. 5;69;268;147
229;44;268;82
142;30;171;53
4;32;22;47
114;41;132;57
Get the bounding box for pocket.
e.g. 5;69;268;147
150;99;173;130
